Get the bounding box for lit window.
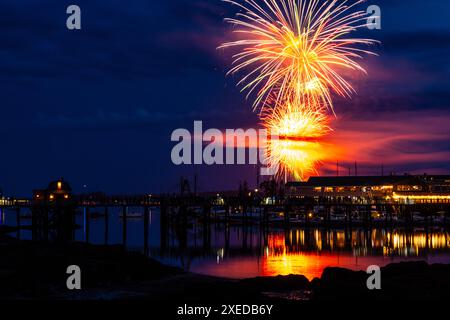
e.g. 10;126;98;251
57;181;62;190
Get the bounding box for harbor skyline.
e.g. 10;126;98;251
2;175;449;286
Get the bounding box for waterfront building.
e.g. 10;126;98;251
286;174;450;204
33;178;72;204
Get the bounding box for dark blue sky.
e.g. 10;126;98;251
1;0;450;196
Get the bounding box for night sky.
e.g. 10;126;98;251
1;0;450;196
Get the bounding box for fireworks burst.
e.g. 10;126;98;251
265;139;324;181
262;100;331;139
220;0;377;113
220;0;378;181
262;100;331;181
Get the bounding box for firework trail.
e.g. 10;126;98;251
220;0;377;114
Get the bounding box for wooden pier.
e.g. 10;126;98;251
1;192;449;244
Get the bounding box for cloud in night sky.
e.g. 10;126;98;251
321;109;450;175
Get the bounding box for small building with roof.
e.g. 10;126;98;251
33;178;72;204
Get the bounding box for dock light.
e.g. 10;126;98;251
392;193;450;201
308;213;313;218
49;194;54;200
255;189;259;193
64;194;69;199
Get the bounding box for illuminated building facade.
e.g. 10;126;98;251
286;175;450;204
33;179;72;204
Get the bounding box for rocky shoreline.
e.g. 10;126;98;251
1;236;449;302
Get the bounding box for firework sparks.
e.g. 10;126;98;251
262;100;332;181
220;0;377;113
220;0;378;181
262;100;332;139
266;139;324;181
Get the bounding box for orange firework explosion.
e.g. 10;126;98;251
262;100;331;139
220;0;377;113
265;138;325;181
262;101;332;181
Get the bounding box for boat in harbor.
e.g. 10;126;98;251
412;212;425;223
119;211;144;219
330;208;346;221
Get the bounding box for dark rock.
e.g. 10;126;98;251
0;238;181;299
314;262;450;301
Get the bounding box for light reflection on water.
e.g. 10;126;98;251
3;207;450;280
188;228;450;280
